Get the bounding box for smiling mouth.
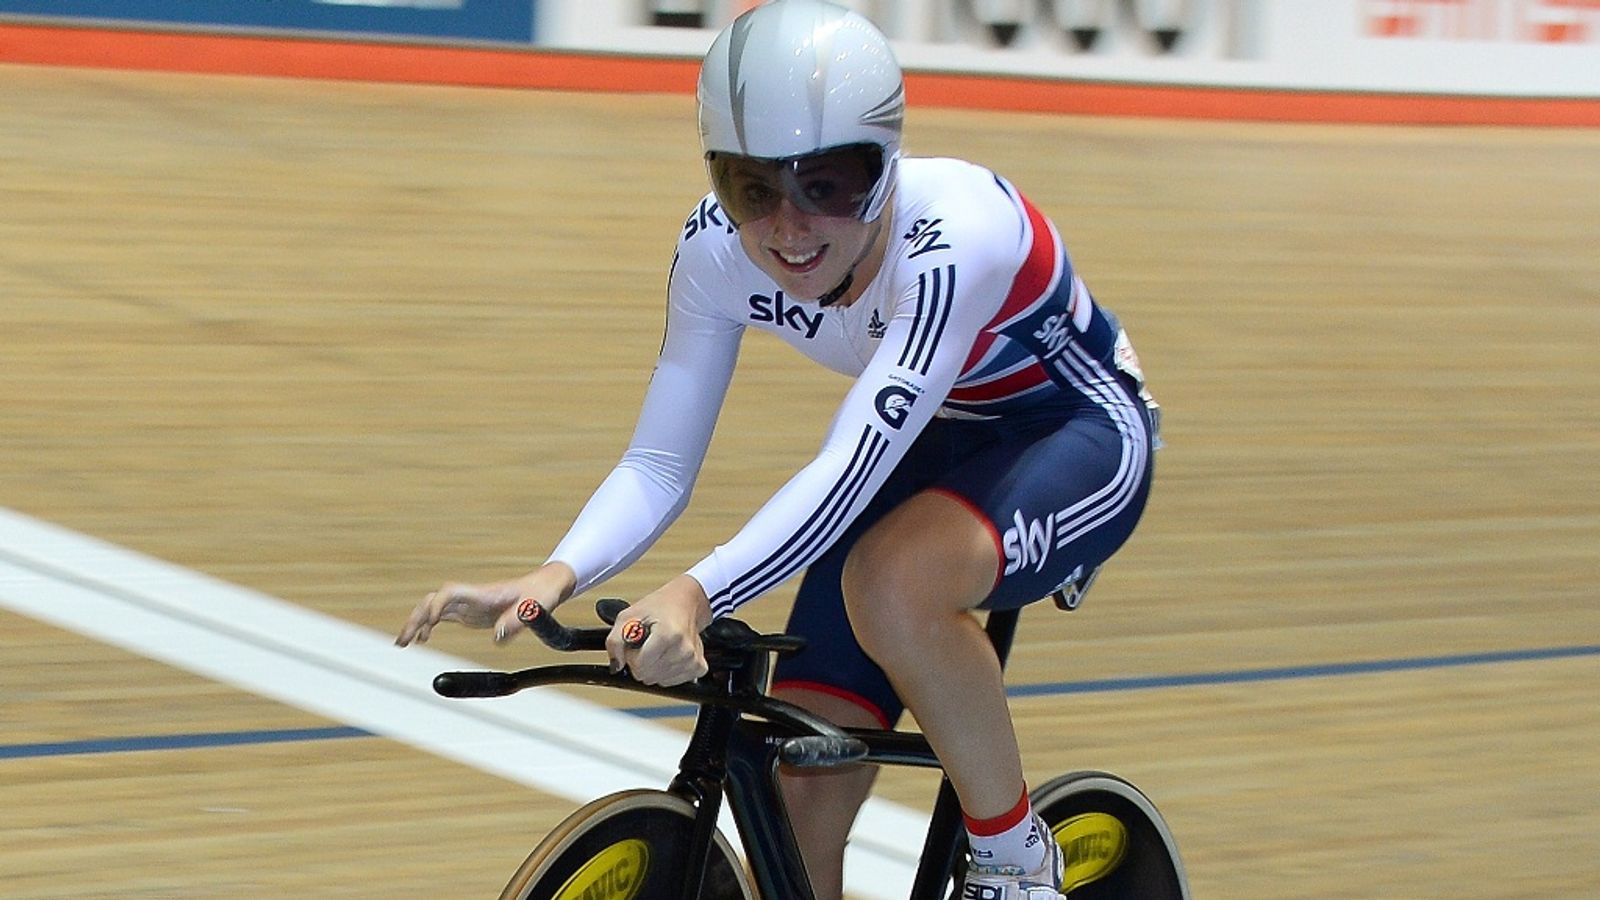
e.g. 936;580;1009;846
771;245;827;273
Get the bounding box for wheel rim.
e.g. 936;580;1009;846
1030;772;1189;900
502;790;755;900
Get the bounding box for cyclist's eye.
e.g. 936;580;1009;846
741;181;778;209
801;179;839;204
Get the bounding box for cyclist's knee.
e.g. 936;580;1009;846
841;492;996;660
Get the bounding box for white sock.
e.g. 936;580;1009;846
966;794;1048;873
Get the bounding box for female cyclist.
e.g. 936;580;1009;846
398;2;1158;897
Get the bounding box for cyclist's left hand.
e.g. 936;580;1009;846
607;574;712;686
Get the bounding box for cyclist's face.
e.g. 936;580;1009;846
736;197;882;304
710;144;890;304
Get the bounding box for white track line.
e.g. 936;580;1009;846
0;507;925;898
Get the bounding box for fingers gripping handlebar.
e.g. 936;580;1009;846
432;598;802;696
518;597;807;658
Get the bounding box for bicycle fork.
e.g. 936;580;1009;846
668;695;741;900
670;664;821;900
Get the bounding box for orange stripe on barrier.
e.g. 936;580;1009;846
2;22;1597;127
903;71;1600;127
0;22;701;92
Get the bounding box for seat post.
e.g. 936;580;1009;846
984;607;1021;670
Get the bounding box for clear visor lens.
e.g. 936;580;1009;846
707;144;885;225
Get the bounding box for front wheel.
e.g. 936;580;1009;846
500;789;757;900
1031;771;1189;899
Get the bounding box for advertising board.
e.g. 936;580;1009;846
541;0;1600;98
0;0;534;44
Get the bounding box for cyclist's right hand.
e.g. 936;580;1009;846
605;574;712;686
394;562;576;647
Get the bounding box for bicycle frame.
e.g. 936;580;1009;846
439;607;1022;900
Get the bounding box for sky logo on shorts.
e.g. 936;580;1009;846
1002;509;1053;575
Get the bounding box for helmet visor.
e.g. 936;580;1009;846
707;143;885;226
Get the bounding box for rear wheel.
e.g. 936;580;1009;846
500;789;756;900
1030;771;1189;899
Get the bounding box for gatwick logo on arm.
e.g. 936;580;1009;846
875;385;917;429
874;374;923;430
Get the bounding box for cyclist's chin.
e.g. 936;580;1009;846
760;256;850;303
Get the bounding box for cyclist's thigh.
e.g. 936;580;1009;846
944;407;1154;611
773;417;1001;728
773;408;1153;719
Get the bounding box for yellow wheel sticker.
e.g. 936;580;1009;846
552;838;650;900
1052;812;1129;893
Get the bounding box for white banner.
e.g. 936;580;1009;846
537;0;1600;97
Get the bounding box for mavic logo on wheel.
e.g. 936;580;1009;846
552;839;649;900
1055;813;1129;893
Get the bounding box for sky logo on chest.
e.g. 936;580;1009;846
748;291;823;339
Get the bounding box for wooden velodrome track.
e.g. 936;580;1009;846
2;60;1597;899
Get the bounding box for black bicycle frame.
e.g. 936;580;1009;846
663;609;1021;900
438;607;1023;900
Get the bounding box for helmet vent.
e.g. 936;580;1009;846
726;12;758;153
859;83;905;132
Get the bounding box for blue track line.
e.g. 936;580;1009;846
0;726;370;760
6;644;1598;760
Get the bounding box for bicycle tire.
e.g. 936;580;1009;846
499;789;757;900
1030;771;1190;899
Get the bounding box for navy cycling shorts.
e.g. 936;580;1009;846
770;391;1154;727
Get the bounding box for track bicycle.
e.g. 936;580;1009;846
434;598;1190;900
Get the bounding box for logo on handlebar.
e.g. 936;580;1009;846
621;619;648;647
517;598;543;624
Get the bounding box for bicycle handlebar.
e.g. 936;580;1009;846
432;669;521;699
432;662;869;768
434;598;806;698
508;596;622;652
432;600;866;767
515;597;807;657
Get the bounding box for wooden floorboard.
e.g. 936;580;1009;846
2;64;1597;898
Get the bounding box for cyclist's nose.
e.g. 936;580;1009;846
769;196;815;236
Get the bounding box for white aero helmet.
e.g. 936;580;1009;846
697;0;904;225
